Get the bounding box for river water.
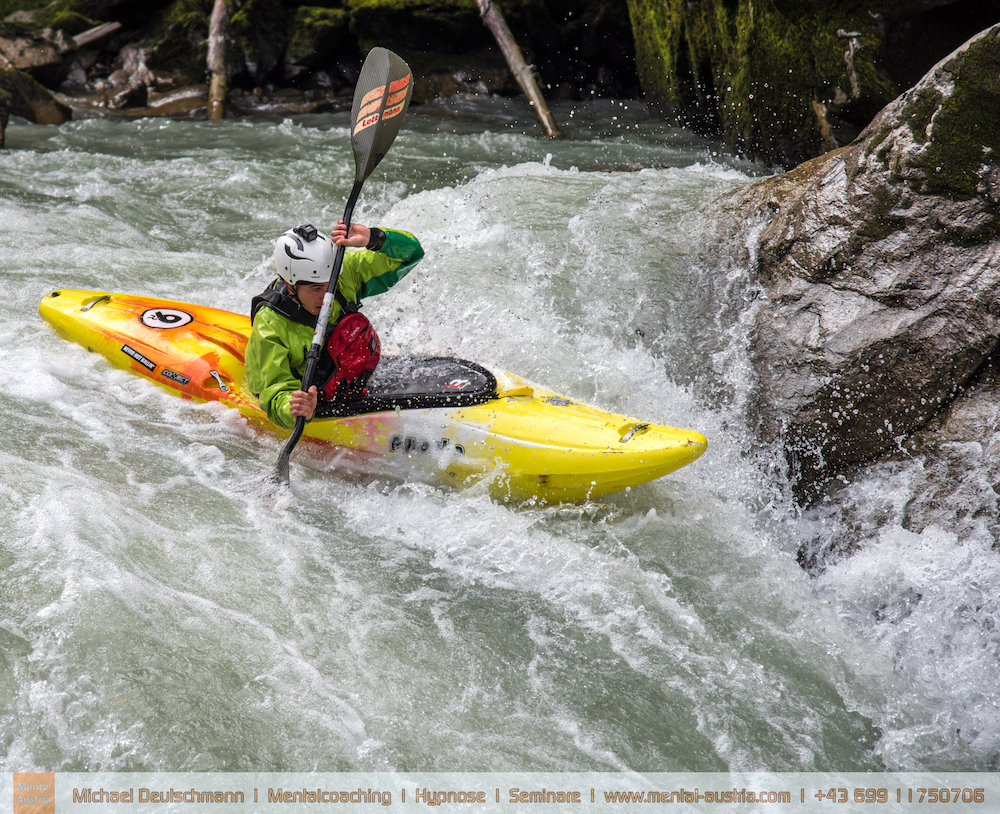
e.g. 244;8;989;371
1;95;997;776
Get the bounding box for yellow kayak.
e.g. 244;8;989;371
39;289;707;502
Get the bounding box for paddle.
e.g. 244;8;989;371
273;47;414;485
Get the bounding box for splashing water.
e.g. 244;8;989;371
1;97;995;773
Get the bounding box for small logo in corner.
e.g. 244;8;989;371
13;772;55;814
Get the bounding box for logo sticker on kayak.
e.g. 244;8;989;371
390;436;464;456
141;308;193;329
161;368;191;386
122;344;155;371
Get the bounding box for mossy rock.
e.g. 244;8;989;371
0;84;11;135
285;6;350;66
0;0;45;18
903;87;941;145
0;0;155;28
626;0;900;165
0;66;71;122
0;19;35;37
145;0;212;78
910;29;1000;200
346;0;491;54
37;10;97;35
230;0;289;82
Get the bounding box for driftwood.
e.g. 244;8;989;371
72;22;122;49
206;0;228;121
474;0;562;139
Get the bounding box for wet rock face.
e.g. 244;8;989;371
0;22;74;86
730;24;1000;499
626;0;1000;167
0;67;71;123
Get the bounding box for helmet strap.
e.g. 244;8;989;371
287;281;307;310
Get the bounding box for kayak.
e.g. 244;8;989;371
38;289;708;502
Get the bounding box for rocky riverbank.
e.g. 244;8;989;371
0;0;637;141
6;0;999;168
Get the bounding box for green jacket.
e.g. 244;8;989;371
245;229;423;429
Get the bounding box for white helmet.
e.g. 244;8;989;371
273;224;334;285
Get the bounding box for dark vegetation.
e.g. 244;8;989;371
3;0;1000;165
625;0;1000;166
0;0;640;104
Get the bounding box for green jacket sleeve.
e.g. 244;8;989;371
335;229;424;305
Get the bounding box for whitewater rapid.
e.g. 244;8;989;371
1;96;997;775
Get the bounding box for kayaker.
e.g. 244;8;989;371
245;220;424;429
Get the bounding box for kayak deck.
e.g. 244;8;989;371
317;355;499;417
39;289;708;502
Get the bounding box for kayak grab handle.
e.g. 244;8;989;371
619;422;650;443
209;370;230;392
501;386;534;398
81;294;112;312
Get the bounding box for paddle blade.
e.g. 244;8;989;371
272;416;306;486
351;47;413;183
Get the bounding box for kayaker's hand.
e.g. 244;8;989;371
289;386;318;420
331;220;370;248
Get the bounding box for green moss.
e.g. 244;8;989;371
145;0;212;77
0;0;44;18
293;5;346;26
43;11;96;34
912;31;1000;200
0;20;35;37
866;125;890;152
286;6;349;65
941;215;1000;247
625;0;900;165
857;186;906;241
0;0;100;31
625;0;684;105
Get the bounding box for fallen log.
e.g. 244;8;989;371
73;22;122;49
474;0;562;139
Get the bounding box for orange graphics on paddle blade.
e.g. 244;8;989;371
353;73;412;135
382;75;412;121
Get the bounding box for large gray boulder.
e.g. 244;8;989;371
717;23;1000;499
0;22;75;87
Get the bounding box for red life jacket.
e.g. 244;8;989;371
320;311;381;402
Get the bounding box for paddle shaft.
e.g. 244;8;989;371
273;182;361;483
